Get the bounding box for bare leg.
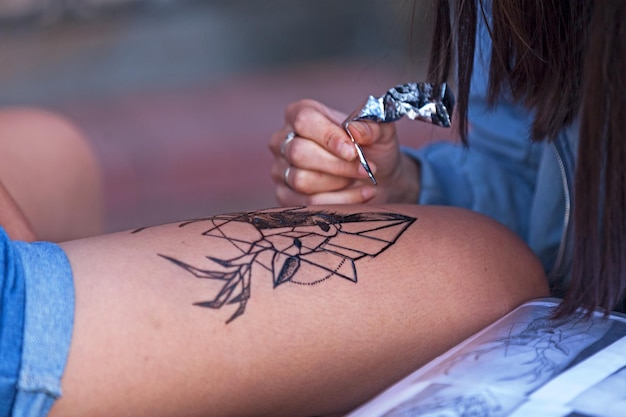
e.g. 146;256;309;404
0;107;103;242
51;204;548;417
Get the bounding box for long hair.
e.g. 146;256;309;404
427;0;626;316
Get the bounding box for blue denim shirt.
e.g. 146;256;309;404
0;227;74;417
404;7;577;284
0;229;26;416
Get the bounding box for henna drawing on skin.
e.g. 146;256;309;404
137;207;416;323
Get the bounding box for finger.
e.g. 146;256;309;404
345;119;396;148
306;186;378;205
281;135;375;179
274;185;310;207
271;162;354;195
275;184;377;206
285;100;358;162
269;127;297;157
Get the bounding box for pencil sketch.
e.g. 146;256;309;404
419;310;615;394
347;301;626;417
381;383;521;417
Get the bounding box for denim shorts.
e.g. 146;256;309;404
0;228;74;417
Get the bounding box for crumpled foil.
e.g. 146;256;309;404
345;82;455;128
342;82;455;185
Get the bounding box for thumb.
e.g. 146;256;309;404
346;120;396;147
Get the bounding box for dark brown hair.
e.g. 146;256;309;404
427;0;626;316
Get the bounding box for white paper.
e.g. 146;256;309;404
347;298;626;417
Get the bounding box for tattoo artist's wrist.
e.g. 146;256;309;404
387;154;421;204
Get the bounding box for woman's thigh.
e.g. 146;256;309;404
0;107;103;241
52;204;548;417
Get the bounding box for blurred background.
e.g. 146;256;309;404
0;0;451;233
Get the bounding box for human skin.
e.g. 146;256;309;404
51;204;548;417
269;99;421;207
0;107;103;242
0;179;36;241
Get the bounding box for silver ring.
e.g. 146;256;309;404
283;166;292;190
281;131;296;156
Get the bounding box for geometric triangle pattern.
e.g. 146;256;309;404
154;207;416;323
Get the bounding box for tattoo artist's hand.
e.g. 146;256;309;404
269;99;421;206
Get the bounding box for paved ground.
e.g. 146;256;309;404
0;1;456;233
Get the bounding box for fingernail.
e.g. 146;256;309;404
351;122;367;138
339;142;356;160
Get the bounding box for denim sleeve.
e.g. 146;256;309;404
0;227;75;417
402;5;544;238
11;239;74;417
0;228;26;417
404;101;544;238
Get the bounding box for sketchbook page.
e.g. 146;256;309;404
347;297;626;417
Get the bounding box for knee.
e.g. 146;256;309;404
403;204;550;315
0;107;95;164
0;107;103;241
373;204;549;343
